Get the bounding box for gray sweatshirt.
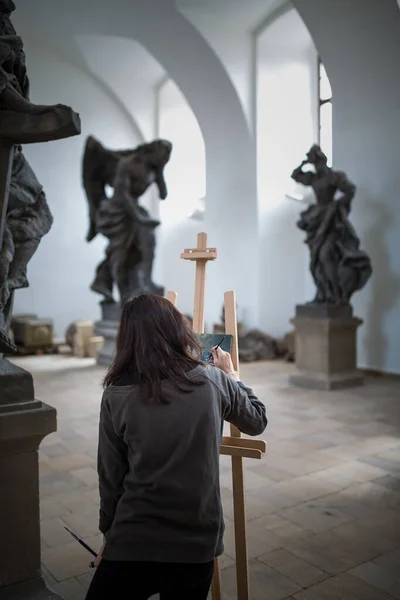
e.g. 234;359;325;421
98;365;267;563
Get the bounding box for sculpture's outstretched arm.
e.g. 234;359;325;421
0;80;53;114
291;160;315;187
155;167;167;200
0;75;80;144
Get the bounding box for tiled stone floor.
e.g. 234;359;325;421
11;355;400;600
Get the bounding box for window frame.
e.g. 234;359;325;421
318;57;333;165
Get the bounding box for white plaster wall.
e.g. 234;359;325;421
155;80;207;320
12;44;142;339
257;9;318;337
294;0;400;373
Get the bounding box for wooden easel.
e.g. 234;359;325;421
166;232;266;600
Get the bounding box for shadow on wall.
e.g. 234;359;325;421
361;196;400;370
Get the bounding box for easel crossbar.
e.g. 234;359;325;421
181;250;217;261
220;446;263;459
220;436;267;459
222;437;266;453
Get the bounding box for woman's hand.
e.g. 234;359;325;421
91;539;106;568
211;347;239;380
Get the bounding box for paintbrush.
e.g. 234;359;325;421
64;526;98;567
202;336;226;364
214;336;225;350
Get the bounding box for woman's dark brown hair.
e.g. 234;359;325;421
103;294;204;403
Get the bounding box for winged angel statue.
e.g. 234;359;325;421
82;136;172;304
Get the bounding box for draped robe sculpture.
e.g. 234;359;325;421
291;145;372;305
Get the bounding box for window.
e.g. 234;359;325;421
318;60;332;165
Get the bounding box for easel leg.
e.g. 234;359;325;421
211;558;222;600
224;291;250;600
231;456;249;599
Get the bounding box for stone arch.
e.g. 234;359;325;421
16;0;259;325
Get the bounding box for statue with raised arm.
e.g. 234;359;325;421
291;145;372;305
82;136;172;304
0;0;81;353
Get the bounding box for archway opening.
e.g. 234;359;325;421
255;6;332;336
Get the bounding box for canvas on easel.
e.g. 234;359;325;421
197;333;233;363
166;232;267;600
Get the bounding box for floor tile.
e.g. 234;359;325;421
286;529;386;575
76;572;94;591
373;548;400;573
5;355;398;600
258;549;329;588
39;472;87;497
373;474;400;492
41;517;76;548
221;559;302;600
358;455;400;474
62;509;101;539
70;467;99;488
349;561;400;599
277;499;354;533
52;578;87;600
292;572;394;600
42;542;93;581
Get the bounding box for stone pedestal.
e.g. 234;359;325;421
94;301;120;367
0;359;62;599
290;304;364;390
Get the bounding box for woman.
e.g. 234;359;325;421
86;294;267;600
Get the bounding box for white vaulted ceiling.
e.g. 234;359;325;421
14;0;287;139
72;35;165;139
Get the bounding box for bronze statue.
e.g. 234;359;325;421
0;0;81;353
291;145;372;305
83;136;172;304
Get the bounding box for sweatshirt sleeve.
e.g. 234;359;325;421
219;373;267;436
97;394;128;535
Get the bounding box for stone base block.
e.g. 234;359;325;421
290;304;364;390
289;371;364;390
0;577;62;599
0;360;60;597
94;301;120;367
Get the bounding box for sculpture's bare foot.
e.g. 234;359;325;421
90;282;114;302
0;327;17;354
307;297;323;305
86;223;97;242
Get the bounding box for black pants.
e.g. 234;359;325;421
85;559;214;600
